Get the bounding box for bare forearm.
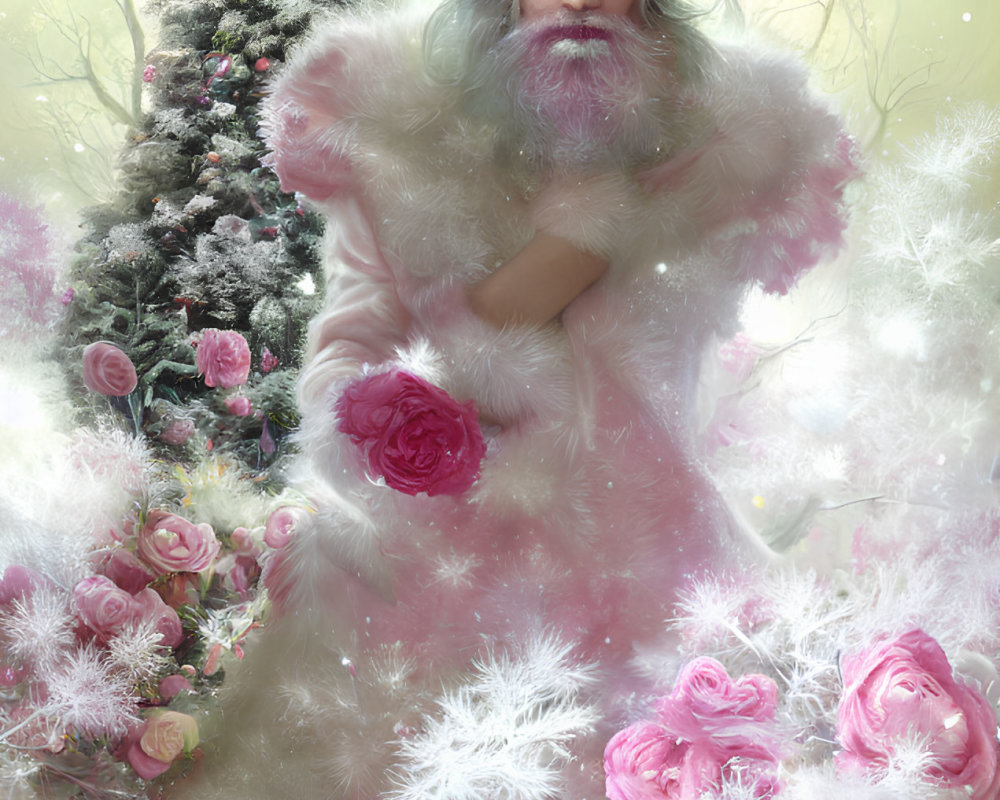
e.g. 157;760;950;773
467;232;608;328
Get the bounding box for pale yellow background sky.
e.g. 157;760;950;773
0;0;996;221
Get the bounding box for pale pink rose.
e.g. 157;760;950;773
837;629;1000;799
137;510;220;574
195;328;250;388
224;395;253;416
125;711;198;780
336;370;485;496
103;549;155;594
264;506;307;549
159;418;195;446
74;576;136;641
82;342;138;396
131;588;183;648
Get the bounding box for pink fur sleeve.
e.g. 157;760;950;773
639;48;860;294
260;28;360;201
297;196;412;416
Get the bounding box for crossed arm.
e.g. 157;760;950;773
467;231;609;328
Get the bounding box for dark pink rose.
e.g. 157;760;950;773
103;549;155;594
158;674;194;703
335;370;485;496
82;342;138;396
195;329;250;388
74;576;136;640
837;629;1000;799
224;395;253;416
137;510;220;574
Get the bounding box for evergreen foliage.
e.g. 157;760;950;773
60;0;340;484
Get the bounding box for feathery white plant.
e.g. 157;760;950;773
389;634;599;800
40;644;138;739
1;587;75;672
105;621;171;686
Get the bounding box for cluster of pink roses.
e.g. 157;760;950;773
604;658;782;800
606;630;1000;799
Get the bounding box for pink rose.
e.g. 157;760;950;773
837;629;1000;799
605;721;698;800
335;370;485;496
195;329;251;388
131;588;184;648
0;565;45;605
124;711;198;780
604;659;782;800
656;658;780;764
264;506;307;549
74;576;137;641
82;342;138;396
73;576;183;648
158;674;194;703
224;395;253;416
103;549;155;594
260;346;279;373
137;510;220;574
230;526;258;555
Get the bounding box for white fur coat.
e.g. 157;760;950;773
176;4;855;798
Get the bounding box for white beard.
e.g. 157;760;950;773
466;12;684;172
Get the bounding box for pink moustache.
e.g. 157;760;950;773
520;23;627;141
536;23;614;47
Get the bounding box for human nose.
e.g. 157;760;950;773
561;0;601;13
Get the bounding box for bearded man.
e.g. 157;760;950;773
180;1;855;798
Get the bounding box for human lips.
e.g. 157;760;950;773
538;23;613;47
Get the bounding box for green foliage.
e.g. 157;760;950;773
60;0;335;481
211;29;245;53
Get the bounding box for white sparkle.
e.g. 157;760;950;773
962;12;972;22
73;142;85;153
296;273;316;295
